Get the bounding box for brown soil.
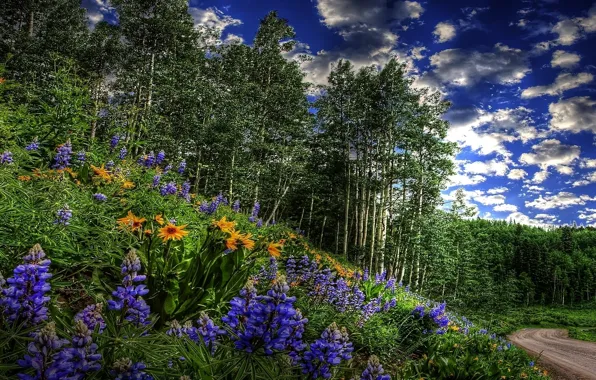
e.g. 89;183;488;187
508;328;596;380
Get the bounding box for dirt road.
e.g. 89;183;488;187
508;329;596;380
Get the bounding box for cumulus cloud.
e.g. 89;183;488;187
494;204;518;212
521;72;593;98
420;44;530;87
487;187;509;194
525;191;595;210
443;189;505;207
571;171;596;187
519;139;580;171
410;46;427;60
506;212;554;228
549;96;596;133
508;168;528;180
579;208;596;224
188;6;242;32
529;170;550;184
83;0;114;28
580;158;596;168
552;4;596;45
463;159;509;176
551;50;581;68
433;22;457;43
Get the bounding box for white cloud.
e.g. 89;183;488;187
494;204;518;212
188;6;242;32
433;22;457;43
463;159;509;176
571;171;596;187
506;212;554;228
530;170;550;184
580;158;596;168
551;50;581;68
84;0;114;28
475;194;506;205
524;185;545;194
508;168;528;180
521;72;593;98
421;44;530;87
525;191;595;210
487;186;509;194
552;4;596;45
549;96;596;134
410;46;427;60
519;139;580;170
535;213;557;221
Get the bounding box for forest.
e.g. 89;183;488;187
0;0;594;379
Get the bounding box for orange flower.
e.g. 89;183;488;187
267;242;282;258
117;211;146;231
239;233;255;250
0;78;5;85
225;230;242;251
117;211;134;227
289;233;297;239
18;175;31;181
91;164;111;182
154;214;165;225
212;216;236;233
121;181;135;189
158;223;189;241
144;229;152;236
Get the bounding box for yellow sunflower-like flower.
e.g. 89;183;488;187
267;242;283;258
90;164;111;182
225;230;242;251
212;216;236;233
155;214;165;225
158;223;189;241
121;181;135;189
239;233;255;250
18;175;31;181
117;211;146;231
144;229;152;236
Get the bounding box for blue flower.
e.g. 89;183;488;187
26;138;39;151
76;151;86;163
107;251;150;327
360;355;390;380
110;134;122;150
106;160;115;170
0;244;52;326
177;160;186;174
412;305;425;318
232;200;240;212
179;181;191;201
301;322;353;379
529;361;534;367
119;147;127;160
55;205;73;225
93;193;108;202
256;219;263;228
156;150;165;164
17;322;69;380
1;150;13;164
163;164;172;174
152;175;161;188
75;303;106;333
160;182;177;196
53;140;72;169
50;320;102;379
110;358;153;380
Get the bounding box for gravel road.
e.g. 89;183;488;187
508;328;596;380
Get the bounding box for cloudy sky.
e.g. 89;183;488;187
84;0;596;227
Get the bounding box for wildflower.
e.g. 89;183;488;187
117;211;146;231
119;147;127;160
75;303;106;333
51;320;102;379
91;164;111;182
256;218;263;228
232;200;240;212
212;216;236;233
361;355;390;380
144;229;152;237
412;305;425;318
268;242;282;258
169;218;177;224
55;205;73;225
529;361;534;367
107;250;151;327
156;150;166;164
225;230;242;251
93;193;108;202
1;150;13;164
385;278;396;293
240;233;255;250
255;257;278;282
110;134;122;150
249;202;260;222
152;175;161;188
18;175;31;181
222;280;307;356
177;159;186;174
160;182;177;196
17;322;69;379
196;312;225;353
106;160;115;170
77;151;86;163
110;358;153;380
154;214;165;225
301;322;353;379
0;244;52;326
164;164;172;173
363;269;369;282
26;138;39;151
158;223;189;241
358;296;382;327
121;181;135;189
53;140;72;169
179;181;191;201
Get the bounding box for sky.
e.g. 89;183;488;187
83;0;596;227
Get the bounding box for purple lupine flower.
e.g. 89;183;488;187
152;175;161;188
50;320;102;379
0;244;52;326
354;272;362;281
198;193;228;215
363;269;369;282
301;322;353;379
77;151;86;163
270;219;276;226
26;138;39;151
429;302;449;329
110;134;121;150
177;160;186;174
248;202;260;222
412;305;425;318
255;257;278;283
358;296;382;327
166;320;185;338
106;160;115;170
1;150;13;164
110;358;153;380
145;152;155;167
361;355;390;380
382;298;396;312
119;147;127;160
256;219;263;228
93;193;107;202
398;280;403;288
309;268;334;298
196;312;225;353
163;164;172;174
179;181;191;201
55;205;72;225
156;150;165;165
75;303;106;333
53;140;72;169
232;200;240;213
285;255;318;284
375;271;386;284
160;182;177;196
221;280;307;356
405;285;410;292
107;250;151;327
385;278;396;293
169;218;176;224
17;322;69;379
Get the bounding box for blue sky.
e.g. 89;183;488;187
83;0;596;227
